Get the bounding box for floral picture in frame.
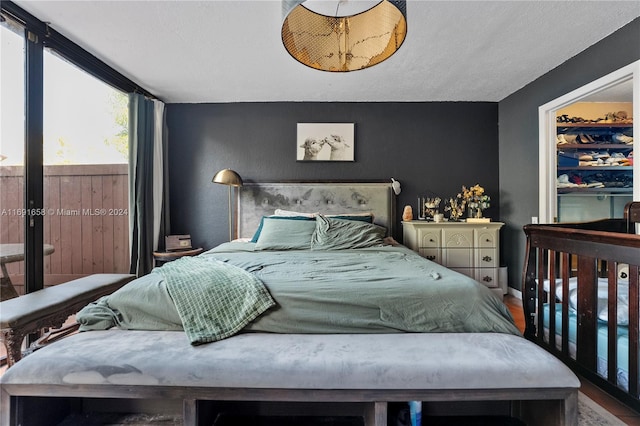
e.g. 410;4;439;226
297;123;355;162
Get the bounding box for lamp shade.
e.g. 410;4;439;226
212;169;243;187
282;0;407;72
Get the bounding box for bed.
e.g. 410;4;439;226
1;182;580;425
523;201;640;412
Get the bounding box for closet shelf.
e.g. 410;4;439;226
556;122;632;128
558;166;633;171
556;144;632;149
557;187;632;194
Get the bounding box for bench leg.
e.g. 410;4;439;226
1;274;19;301
1;328;25;367
563;391;578;426
364;401;387;426
1;386;12;426
183;399;197;426
511;392;578;426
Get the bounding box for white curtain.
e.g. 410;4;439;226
152;100;165;251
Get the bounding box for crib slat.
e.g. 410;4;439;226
561;253;570;357
549;251;557;352
537;248;546;344
607;261;618;386
576;255;598;370
523;239;537;339
629;265;639;398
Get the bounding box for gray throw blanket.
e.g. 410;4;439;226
77;257;275;345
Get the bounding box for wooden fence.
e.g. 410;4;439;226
0;164;129;292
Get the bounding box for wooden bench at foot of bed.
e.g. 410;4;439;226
0;331;580;425
0;274;135;367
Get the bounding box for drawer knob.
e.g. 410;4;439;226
482;255;492;262
429;239;435;242
482;276;493;282
486;238;491;243
426;255;436;261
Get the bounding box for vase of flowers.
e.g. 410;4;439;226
462;184;490;222
444;194;466;221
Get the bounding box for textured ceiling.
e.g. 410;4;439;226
11;0;640;103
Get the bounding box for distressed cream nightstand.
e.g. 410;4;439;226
402;221;504;298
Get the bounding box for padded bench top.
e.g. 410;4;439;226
0;274;135;328
1;331;580;391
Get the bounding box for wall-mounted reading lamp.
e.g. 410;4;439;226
212;169;243;241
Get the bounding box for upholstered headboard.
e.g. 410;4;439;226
237;182;395;239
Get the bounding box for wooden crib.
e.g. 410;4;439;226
523;202;640;412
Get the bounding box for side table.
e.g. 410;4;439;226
153;247;204;266
402;221;504;299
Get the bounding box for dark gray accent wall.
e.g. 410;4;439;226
167;102;499;249
498;18;640;292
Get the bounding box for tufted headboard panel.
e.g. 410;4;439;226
237;182;395;239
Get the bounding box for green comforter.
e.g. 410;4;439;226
78;256;275;344
78;243;520;340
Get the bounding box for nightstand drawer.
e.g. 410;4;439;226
450;267;474;280
442;248;474;268
477;248;498;267
443;228;474;249
419;248;440;263
476;230;497;248
419;231;440;249
475;268;499;288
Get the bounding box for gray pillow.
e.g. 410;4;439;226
311;215;386;250
254;217;316;250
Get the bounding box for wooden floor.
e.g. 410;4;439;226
504;294;640;425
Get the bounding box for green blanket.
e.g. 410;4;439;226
156;257;275;344
78;257;275;345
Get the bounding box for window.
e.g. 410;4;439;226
1;2;151;296
0;16;26;297
42;50;130;285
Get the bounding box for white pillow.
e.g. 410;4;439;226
543;277;630;325
274;209;318;217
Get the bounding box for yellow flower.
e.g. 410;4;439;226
461;184;489;204
471;184;484;196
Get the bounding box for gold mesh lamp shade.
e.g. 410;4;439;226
212;169;243;241
282;0;407;72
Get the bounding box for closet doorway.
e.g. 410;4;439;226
538;60;639;224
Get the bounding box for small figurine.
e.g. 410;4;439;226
402;205;413;221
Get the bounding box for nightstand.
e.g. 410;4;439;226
402;221;504;298
153;247;204;266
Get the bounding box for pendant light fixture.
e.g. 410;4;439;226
282;0;407;72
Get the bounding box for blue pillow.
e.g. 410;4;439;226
254;217;317;250
251;216;315;243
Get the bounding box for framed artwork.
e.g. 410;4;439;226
297;123;355;162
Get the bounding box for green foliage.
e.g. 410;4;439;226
55;137;73;164
103;91;129;159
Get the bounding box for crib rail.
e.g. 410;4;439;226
523;205;640;411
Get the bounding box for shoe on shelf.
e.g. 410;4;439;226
612;133;633;144
577;134;595;143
